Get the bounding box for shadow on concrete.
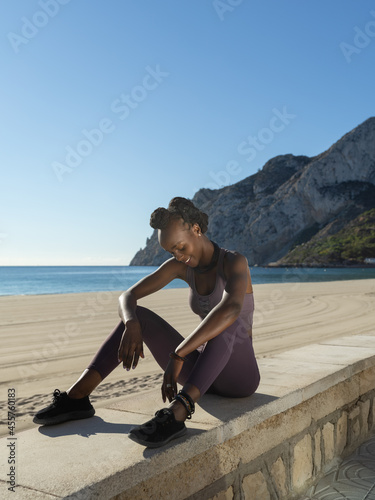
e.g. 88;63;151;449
197;391;278;421
37;416;133;438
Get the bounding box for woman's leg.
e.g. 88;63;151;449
67;369;102;399
134;306;201;420
184;315;260;398
134;306;200;385
67;320;125;399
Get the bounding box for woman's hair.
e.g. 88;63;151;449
150;197;208;233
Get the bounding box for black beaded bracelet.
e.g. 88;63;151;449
169;351;187;362
175;395;193;419
174;390;195;419
179;390;195;414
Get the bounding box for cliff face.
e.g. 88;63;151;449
130;117;375;266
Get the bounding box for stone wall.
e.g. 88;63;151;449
114;366;375;500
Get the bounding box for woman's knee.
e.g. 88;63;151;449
135;305;166;326
135;304;152;319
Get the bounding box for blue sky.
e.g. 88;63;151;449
1;1;374;265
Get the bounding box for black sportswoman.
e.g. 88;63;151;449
33;197;260;447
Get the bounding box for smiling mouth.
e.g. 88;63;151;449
184;257;191;264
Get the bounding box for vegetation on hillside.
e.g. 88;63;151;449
277;209;375;266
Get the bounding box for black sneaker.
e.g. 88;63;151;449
129;408;186;448
33;389;95;425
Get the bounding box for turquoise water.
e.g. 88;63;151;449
1;266;375;296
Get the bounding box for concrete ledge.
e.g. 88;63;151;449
2;334;375;499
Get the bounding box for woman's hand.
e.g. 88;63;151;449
117;319;144;370
162;358;184;403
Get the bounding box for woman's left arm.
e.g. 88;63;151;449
175;252;249;358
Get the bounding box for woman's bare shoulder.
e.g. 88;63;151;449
223;249;248;266
222;249;250;279
162;257;189;283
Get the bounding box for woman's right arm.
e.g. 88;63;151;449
117;257;183;370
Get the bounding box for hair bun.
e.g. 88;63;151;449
149;207;170;229
149;197;209;233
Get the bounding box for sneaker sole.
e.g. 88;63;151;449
33;408;95;426
128;426;187;448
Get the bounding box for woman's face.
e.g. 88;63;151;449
159;218;201;267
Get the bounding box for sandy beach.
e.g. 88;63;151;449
1;278;374;436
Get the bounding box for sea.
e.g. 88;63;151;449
1;266;375;296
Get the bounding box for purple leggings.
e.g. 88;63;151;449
88;306;260;398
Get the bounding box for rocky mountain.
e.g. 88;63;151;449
130;117;375;267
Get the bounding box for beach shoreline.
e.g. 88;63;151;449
1;279;374;437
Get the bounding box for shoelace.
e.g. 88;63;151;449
154;409;171;420
135;409;175;436
139;409;172;430
52;389;62;404
154;409;176;428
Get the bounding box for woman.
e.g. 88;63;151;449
33;197;260;448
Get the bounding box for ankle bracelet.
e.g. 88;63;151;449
179;390;195;413
174;390;195;419
175;395;193;419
